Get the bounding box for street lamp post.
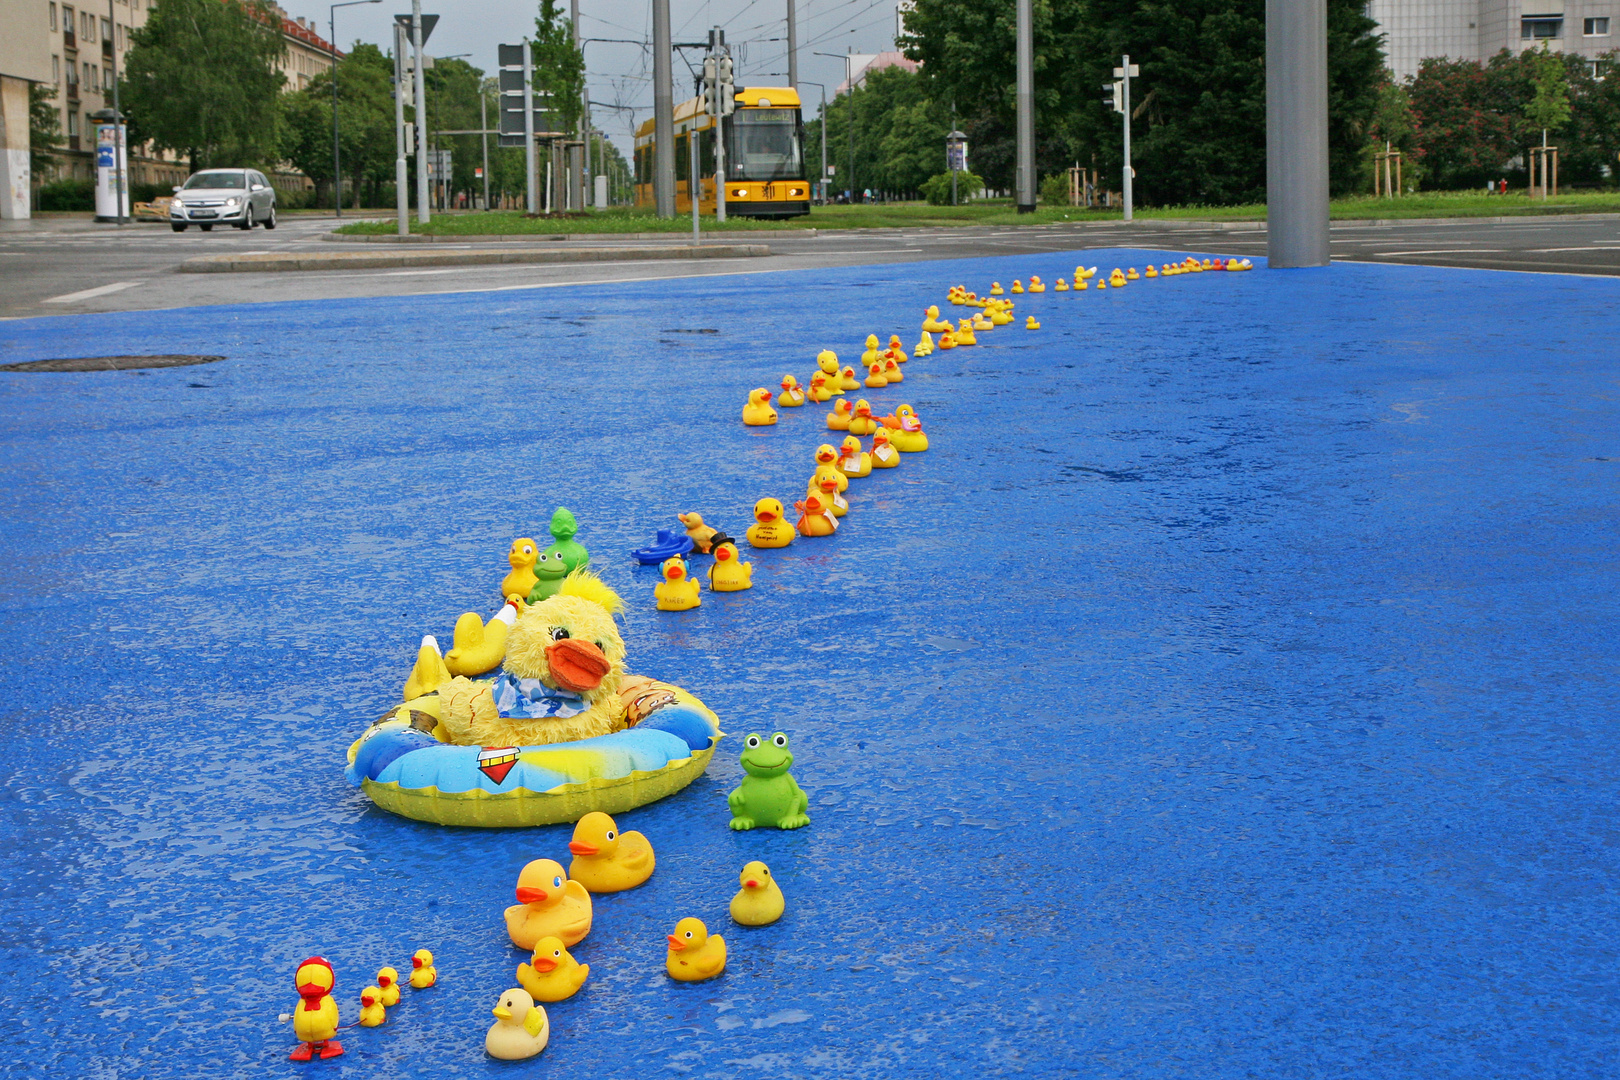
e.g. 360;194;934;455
330;0;381;218
799;80;828;204
813;50;853;201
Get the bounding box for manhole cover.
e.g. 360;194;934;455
0;354;225;373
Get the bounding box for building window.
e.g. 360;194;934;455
49;2;57;30
52;55;59;81
100;16;109;40
1522;15;1563;39
102;66;111;91
67;110;79;136
1585;17;1610;35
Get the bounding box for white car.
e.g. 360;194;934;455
170;169;277;232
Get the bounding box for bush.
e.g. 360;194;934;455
920;170;984;206
35;178;95;211
275;186;316;210
1039;172;1071;206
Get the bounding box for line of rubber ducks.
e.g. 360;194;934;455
284;949;436;1061
485;809;787;1059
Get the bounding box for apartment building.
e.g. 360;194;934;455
1369;0;1617;79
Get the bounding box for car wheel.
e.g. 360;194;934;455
200;223;213;232
262;205;276;229
172;222;188;232
236;207;254;230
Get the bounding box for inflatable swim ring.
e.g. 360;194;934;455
345;676;722;828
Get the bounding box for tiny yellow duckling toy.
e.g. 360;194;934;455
665;917;727;982
1029;275;1045;292
848;399;879;437
517;936;590;1002
794;493;838;537
708;535;753;591
742;387;778;426
922;305;953;332
1075;275;1089;291
1026;315;1041;329
358;986;386;1027
815;349;840;379
826;398;853;431
888;404;929;453
813;444;848;491
838;365;861;392
486;987;548;1061
501;538;540;602
860;334;882;368
507;858;593;949
808;469;849;517
1054;276;1070;291
678;511;718;554
1108;268;1127;287
837;435;872;478
1144;264;1158;278
989;282;1004;295
806;372;835;403
988;303;1013;326
654;556;701;612
375;967;400;1007
1126;267;1140;280
971;312;993;332
887;334;908;362
1096;279;1108;290
1010;279;1025;294
914;330;935;356
746;498;794;549
777;374;805;407
288;956;343;1061
864;362;888;388
870;429;900;469
938;330;958;349
409;948;437;989
954;319;978;345
568;810;654;892
883;355;904;383
730;860;786;927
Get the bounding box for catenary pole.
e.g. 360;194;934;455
1265;0;1329;267
786;0;797;89
107;0;124;225
652;0;675;216
394;21;407;233
411;0;429;222
1015;0;1034;212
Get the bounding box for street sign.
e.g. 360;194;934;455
1113;63;1139;77
426;149;451;176
394;13;438;44
498;43;562;145
475;166;483;178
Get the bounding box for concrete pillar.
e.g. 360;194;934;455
1266;0;1330;267
0;76;32;219
652;0;675;217
1014;0;1035;212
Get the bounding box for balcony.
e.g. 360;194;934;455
63;28;76;48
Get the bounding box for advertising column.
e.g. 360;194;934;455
94;124;130;222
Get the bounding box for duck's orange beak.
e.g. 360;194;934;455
757;510;776;522
568;840;599;856
744;878;761;889
546;638;610;692
516;885;549;904
666;935;686;951
533;956;559;972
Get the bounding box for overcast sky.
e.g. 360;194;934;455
278;0;906;158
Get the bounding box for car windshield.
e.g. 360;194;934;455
184;171;246;190
724;109;802;182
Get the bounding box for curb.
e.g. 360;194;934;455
177;244;772;273
323;229;817;243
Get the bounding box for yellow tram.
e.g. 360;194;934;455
634;88;810;218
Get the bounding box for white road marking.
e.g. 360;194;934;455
1524;246;1620;253
41;281;144;303
1373;249;1508;256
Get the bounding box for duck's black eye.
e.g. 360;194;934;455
550;627;571;641
594;641;605;652
605;830;616;841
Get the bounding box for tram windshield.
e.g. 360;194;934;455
725;108;803;182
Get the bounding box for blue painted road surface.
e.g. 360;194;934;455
2;251;1617;1078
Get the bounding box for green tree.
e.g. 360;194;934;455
29;85;62;177
119;0;287;170
532;0;583;135
805;67;951;196
280;43;396;207
1523;44;1571;143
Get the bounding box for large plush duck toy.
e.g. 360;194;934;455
437;572;628;747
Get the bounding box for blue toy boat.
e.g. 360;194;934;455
631;528;694;565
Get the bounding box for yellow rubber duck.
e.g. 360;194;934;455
989;282;1004;295
914;330;934;356
864;362;888;388
402;636;452;701
870;430;900;469
506;858;593;950
794;493;838;537
288;956;343;1062
813;444;849;491
746;498;794;549
654;557;701;612
938;331;957;349
882;356;904;383
1097;280;1108;290
1026;315;1040;329
808;469;849;517
1126;268;1139;280
1010;279;1025;294
1078;265;1097;280
1144;265;1158;278
806;372;835;403
971;312;993;332
501;538;540;602
848;399;879;437
567;810;654;892
1201;258;1213;270
837;435;872;478
729;860;785;927
1109;268;1127;287
838;365;861;392
948;288;966;306
989;303;1013;326
358;986;386;1027
887;404;929;453
922;305;952;332
708;538;753;592
677;511;718;554
860;334;882;368
815;349;840;379
826;398;853;431
375;967;400;1007
886;335;908;363
409;948;436;989
665;917;727;982
1054;276;1070;291
517;936;590;1002
1075;276;1089;291
742;387;778;427
954;319;977;345
445;605;515;677
1029;275;1045;292
777;374;805;407
485;988;548;1061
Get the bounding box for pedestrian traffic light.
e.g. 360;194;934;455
718;56;735;116
1102;80;1123;113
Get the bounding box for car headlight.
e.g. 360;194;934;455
224;197;240;208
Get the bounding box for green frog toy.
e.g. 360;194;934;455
527;507;591;603
727;732;810;831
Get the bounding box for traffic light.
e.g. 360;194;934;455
702;56;717;114
1102;80;1123;113
718;56;735;116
